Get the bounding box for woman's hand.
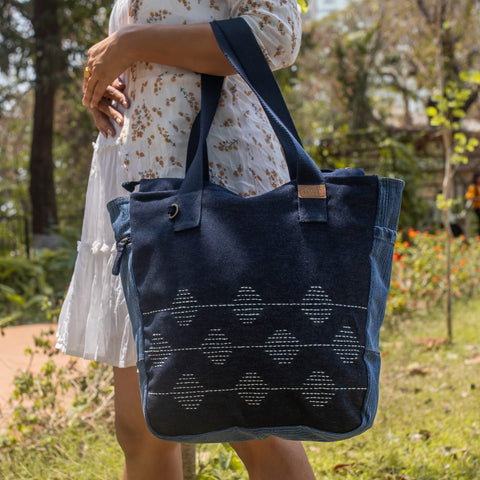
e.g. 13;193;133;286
88;78;130;138
83;23;235;109
83;31;132;109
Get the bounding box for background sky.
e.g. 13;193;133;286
311;0;352;17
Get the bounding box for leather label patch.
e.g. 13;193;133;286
298;184;327;199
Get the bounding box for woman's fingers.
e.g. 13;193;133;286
90;106;116;138
82;32;128;107
111;77;126;91
82;73;104;108
83;71;126;108
96;97;124;127
103;84;130;108
83;74;129;137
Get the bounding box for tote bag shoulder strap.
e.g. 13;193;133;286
212;18;302;145
175;18;328;231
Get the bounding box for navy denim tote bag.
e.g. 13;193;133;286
107;18;404;443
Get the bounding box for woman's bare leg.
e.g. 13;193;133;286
113;366;183;480
114;367;315;479
231;437;316;480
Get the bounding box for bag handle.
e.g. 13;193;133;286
173;17;327;232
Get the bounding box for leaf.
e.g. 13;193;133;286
5;292;26;306
429;117;443;127
410;429;431;441
460;70;480;84
407;363;429;376
451;153;468;164
333;463;360;472
464;354;480;365
296;0;308;13
415;337;447;350
426;106;438;117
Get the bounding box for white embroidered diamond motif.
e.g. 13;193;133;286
170;288;199;326
236;372;269;406
232;286;264;324
173;373;204;410
301;286;333;325
333;326;363;364
201;329;233;365
302;371;336;407
147;334;173;368
264;330;301;365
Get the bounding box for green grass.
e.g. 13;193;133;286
304;300;480;480
0;425;123;479
1;299;479;479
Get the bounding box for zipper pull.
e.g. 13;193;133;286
112;237;131;276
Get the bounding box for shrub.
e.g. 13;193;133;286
0;330;114;452
0;248;75;329
386;229;480;323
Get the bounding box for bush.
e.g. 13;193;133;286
0;248;75;329
0;330;114;453
386;229;480;323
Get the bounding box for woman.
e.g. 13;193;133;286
465;171;480;236
57;1;317;479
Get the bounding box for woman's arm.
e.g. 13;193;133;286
83;23;235;109
228;0;302;71
84;0;302;136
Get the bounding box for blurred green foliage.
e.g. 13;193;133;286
0;248;75;329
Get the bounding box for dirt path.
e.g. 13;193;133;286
0;324;89;427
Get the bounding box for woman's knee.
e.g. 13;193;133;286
113;367;145;450
230;437;314;479
231;436;291;458
113;366;178;457
230;437;285;469
114;404;152;455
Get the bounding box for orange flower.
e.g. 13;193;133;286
403;241;410;248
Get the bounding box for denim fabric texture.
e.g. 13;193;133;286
107;18;404;443
108;172;403;444
107;197;144;361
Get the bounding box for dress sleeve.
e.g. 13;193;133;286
228;0;302;70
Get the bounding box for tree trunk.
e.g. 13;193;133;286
29;0;60;236
435;2;454;343
441;129;454;343
181;444;196;480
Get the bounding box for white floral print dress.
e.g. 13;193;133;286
56;0;302;367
